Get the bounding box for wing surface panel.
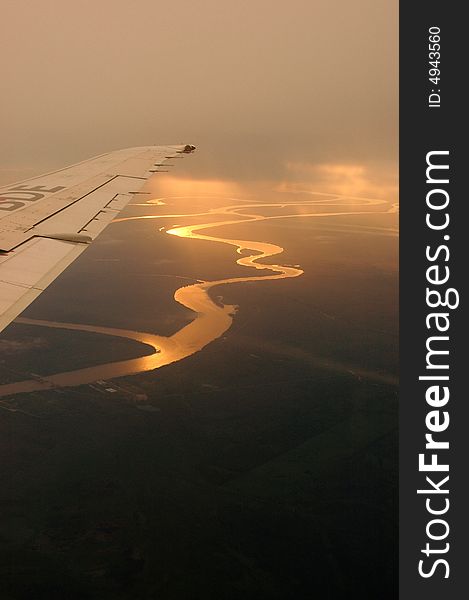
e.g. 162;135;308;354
0;144;195;333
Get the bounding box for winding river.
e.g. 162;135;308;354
0;194;397;398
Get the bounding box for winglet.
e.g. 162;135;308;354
179;144;196;154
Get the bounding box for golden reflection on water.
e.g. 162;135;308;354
0;175;397;398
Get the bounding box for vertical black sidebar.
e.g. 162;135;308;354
400;3;465;598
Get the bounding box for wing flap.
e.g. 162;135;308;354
0;237;87;332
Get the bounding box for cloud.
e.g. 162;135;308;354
282;161;398;202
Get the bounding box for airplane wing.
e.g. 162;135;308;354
0;144;195;333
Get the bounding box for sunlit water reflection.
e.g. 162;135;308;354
0;189;397;398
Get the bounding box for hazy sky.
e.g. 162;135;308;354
1;0;397;185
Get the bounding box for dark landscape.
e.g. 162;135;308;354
0;190;397;598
